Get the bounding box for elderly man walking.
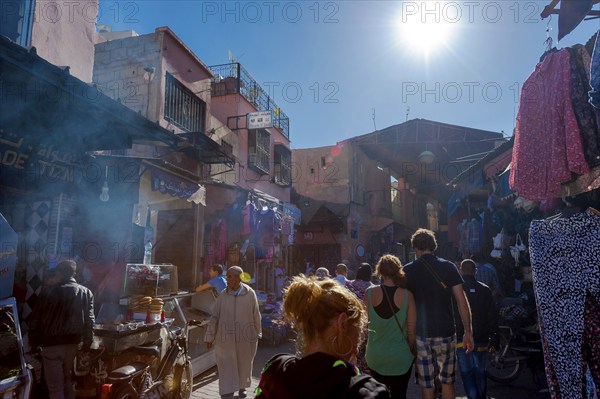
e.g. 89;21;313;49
205;266;262;399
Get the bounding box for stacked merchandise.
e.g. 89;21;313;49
128;296;164;321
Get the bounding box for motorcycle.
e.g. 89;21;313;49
486;323;546;385
98;319;202;399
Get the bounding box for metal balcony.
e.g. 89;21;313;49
208;62;290;139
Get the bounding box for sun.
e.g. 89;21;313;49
395;12;456;58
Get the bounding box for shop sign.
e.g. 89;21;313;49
150;167;199;200
355;244;365;258
247;111;273;129
0;131;80;183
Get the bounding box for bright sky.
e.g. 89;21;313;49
98;1;600;149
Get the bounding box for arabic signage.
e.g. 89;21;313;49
0;130;81;185
247;111;273;129
150;166;199;200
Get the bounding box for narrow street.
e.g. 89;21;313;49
191;338;550;399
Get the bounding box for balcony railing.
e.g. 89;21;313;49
208;63;290;139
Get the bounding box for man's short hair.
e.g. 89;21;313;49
356;264;373;282
211;264;224;275
335;263;348;275
315;267;330;278
460;259;477;274
411;228;438;251
56;260;77;279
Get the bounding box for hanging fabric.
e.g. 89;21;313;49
566;44;600;166
528;208;600;398
589;30;600;108
241;202;256;236
582;295;600;394
510;49;589;201
466;218;481;256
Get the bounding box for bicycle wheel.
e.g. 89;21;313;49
486;349;523;383
174;360;193;399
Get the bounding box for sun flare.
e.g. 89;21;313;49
395;14;455;57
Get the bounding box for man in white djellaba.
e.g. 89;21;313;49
204;266;262;399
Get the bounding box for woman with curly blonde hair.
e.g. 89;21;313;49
255;275;389;398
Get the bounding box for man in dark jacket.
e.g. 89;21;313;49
456;259;499;399
29;260;95;399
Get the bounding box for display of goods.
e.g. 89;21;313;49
124;264;178;296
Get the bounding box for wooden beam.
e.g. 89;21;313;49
541;0;600;18
541;0;560;18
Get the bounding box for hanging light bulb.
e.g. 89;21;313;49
99;166;110;202
418;150;435;164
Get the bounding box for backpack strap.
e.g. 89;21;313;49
346;374;390;398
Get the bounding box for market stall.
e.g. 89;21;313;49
120;263;217;378
71;263;218;397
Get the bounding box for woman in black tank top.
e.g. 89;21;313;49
374;285;400;319
364;255;416;399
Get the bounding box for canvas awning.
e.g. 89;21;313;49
0;35;189;152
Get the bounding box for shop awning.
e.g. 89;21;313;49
446;138;514;214
447;169;485;216
179;132;235;167
449;137;514;187
483;149;512;179
0;35;190;152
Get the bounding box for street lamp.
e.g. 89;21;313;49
418;150;435;164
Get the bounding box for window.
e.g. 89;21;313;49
164;72;206;134
274;144;291;186
1;0;34;47
248;129;270;174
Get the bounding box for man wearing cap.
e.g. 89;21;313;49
205;266;262;399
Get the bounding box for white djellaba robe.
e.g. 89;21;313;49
205;283;262;395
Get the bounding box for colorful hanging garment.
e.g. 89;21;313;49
510;49;589;201
529;209;600;398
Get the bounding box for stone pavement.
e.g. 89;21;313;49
191;339;550;399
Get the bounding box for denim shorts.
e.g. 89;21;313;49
415;335;457;388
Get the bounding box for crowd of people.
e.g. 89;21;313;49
202;227;498;399
26;227;499;399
